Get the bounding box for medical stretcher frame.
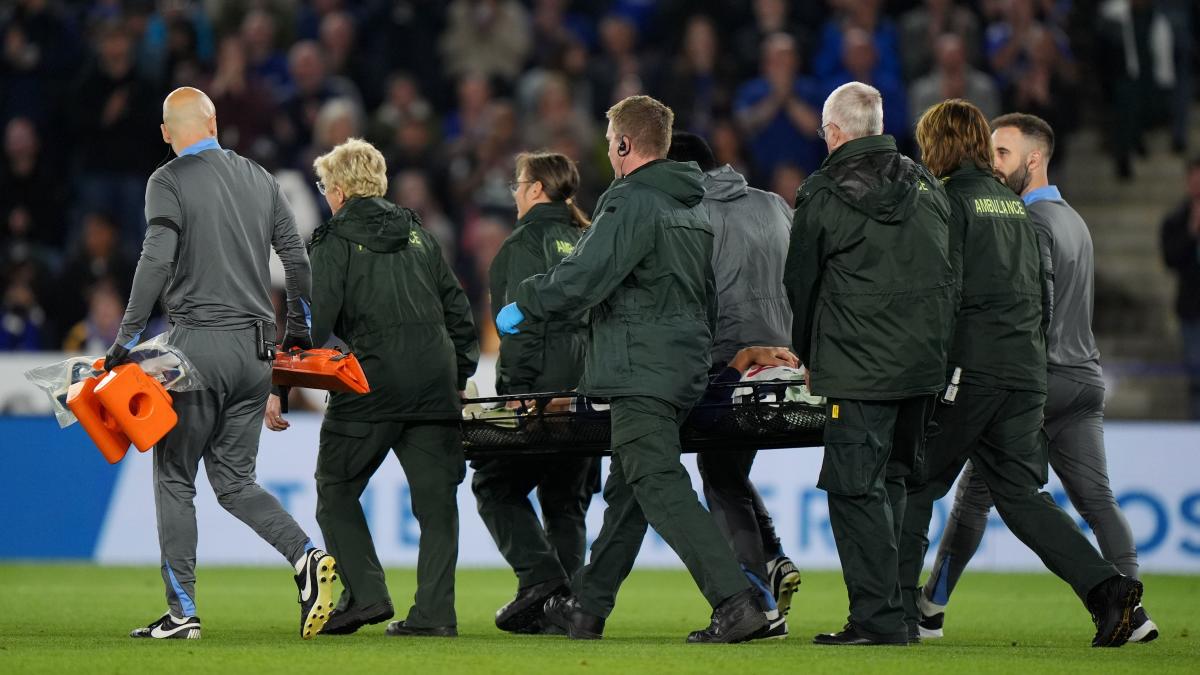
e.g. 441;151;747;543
460;380;826;460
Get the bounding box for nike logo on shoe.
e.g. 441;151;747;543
150;621;200;639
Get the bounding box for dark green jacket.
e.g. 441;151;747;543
784;135;956;400
516;160;716;408
943;163;1048;392
490;201;587;394
309;196;479;421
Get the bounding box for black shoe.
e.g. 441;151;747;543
495;579;569;633
536;617;568;635
321;600;395;635
813;623;908;646
129;613;201;640
766;556;802;617
1086;574;1143;648
907;624;921;644
294;549;338;640
543;594;604;640
686;588;769;644
1129;604;1159;643
384;620;458;637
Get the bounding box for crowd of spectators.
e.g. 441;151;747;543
0;0;1195;353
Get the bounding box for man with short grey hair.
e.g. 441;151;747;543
820;81;884;141
107;87;336;641
785;81;955;645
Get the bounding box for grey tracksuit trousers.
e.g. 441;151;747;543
154;326;311;617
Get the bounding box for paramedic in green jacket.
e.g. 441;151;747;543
476;151;599;634
783;82;957;646
495;96;767;644
897;99;1142;648
265;139;479;638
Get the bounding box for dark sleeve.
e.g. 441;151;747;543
1161;207;1199;271
494;239;548;390
116;172;180;347
782;190;828;364
1030;212;1055;336
430;234;479;389
271;181;313;337
700;366;743;406
515;194;653;320
308;235;348;347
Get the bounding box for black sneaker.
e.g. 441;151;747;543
294;549;338;640
766;556;802;617
907;624;921;644
1086;575;1143;648
495;579;569;633
813;623;908;646
321;599;395;635
747;609;788;641
543;594;605;640
129;613;201;640
1128;604;1159;644
916;592;944;639
384;620;458;637
686;588;768;644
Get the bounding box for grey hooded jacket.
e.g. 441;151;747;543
703;164;795;366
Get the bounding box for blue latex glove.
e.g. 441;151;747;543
495;302;525;335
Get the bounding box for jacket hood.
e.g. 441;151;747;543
517;200;571;230
817;135;927;224
624;159;705;207
323;196;416;253
702;164;749;202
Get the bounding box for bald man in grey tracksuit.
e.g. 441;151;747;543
109;87;335;641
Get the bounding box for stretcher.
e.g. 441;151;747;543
272;348;370;394
460;380;826;460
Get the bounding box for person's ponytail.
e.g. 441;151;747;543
565;196;591;230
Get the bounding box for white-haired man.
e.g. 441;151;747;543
783;82;956;645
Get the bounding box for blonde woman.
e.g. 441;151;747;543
266;138;479;637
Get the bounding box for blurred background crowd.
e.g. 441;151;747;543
1;0;1198;417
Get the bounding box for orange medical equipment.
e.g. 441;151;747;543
94;363;178;452
272;348;370;394
66;361;178;464
67;375;133;464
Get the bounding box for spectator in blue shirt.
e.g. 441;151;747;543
812;0;903;85
734;33;825;181
821;29;911;147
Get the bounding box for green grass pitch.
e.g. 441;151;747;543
0;565;1196;674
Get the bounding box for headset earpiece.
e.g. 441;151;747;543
617;136;629;157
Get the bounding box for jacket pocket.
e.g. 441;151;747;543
817;424;876;497
317;419;377;482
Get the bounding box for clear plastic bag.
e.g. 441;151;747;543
24;332;207;428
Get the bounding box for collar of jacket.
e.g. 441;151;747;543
946;160;997;182
517;201;570;232
314;196;415;253
822;134;898;168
